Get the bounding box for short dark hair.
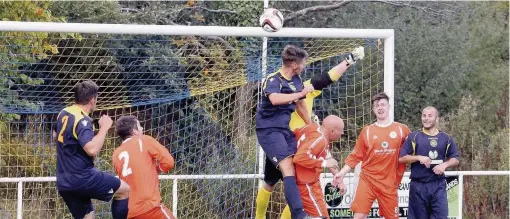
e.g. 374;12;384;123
115;115;139;140
74;80;99;105
281;45;308;66
372;92;389;105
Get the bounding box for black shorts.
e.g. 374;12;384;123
58;171;121;219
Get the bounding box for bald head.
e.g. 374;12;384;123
422;106;439;130
322;115;344;141
422;106;439;117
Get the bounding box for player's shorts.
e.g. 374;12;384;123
351;176;399;219
408;179;448;219
256;127;297;166
132;204;175;219
58;171;121;219
298;181;329;218
257;127;296;186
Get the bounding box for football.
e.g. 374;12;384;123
259;8;284;32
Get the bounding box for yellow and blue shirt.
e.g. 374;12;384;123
55;105;96;189
256;71;304;129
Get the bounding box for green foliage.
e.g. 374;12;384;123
0;1;78;122
209;1;262;26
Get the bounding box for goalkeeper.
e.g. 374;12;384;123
255;47;365;219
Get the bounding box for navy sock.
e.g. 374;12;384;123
283;176;306;219
111;198;129;219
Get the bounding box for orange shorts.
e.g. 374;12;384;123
351;177;399;219
298;181;329;219
131;204;175;219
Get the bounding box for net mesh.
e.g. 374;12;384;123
0;30;384;218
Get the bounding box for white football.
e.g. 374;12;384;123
259;8;284;32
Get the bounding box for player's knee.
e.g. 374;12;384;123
262;181;275;191
84;211;95;219
115;180;130;199
311;73;333;90
278;159;295;177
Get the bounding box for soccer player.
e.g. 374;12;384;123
255;44;318;219
55;80;130;219
255;47;365;219
332;92;411;219
292;115;345;218
399;106;460;219
112;116;176;219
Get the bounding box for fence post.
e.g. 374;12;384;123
458;175;463;219
173;179;178;217
17;181;22;219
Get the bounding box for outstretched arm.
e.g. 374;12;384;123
311;46;365;90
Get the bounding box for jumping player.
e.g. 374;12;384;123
255;46;365;219
112;115;176;219
399;106;459;219
333;92;411;219
255;44;317;219
55;80;130;219
292;115;345;218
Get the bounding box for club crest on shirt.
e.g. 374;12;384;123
428;150;438;159
381;141;389;149
430;139;438;147
389;131;397;139
81;120;88;127
288;82;296;91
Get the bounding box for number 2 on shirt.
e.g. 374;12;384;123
57;115;69;143
118;151;133;177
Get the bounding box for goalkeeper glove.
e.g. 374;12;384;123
345;46;365;66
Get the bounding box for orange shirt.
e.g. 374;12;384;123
293;124;330;184
345;122;410;190
112;135;175;218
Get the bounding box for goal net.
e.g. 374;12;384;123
0;22;391;219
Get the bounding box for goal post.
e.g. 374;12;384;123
0;21;394;218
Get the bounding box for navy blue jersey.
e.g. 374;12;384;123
256;70;304;129
55;105;96;189
399;129;460;182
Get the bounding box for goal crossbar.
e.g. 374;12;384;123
0;21;394;38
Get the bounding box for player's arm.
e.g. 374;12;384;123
264;75;312;106
293;136;336;169
398;133;432;168
295;99;313;125
146;136;175;173
82;115;112;157
333;127;368;181
311;46;365;90
325;152;340;175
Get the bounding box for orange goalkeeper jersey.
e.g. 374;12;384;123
293;124;330;184
345;122;410;189
112;135;175;218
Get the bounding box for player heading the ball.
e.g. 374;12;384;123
255;44;320;219
55;80;130;219
113;115;176;219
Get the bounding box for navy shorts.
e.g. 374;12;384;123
257;127;297;186
58;171;121;219
408;179;448;219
